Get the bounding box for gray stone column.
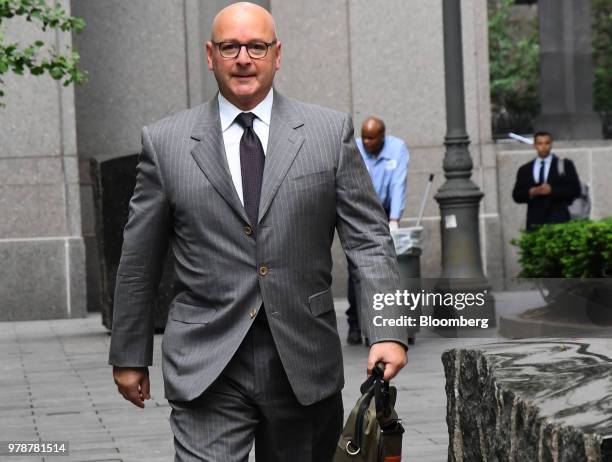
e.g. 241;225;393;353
0;0;86;321
536;0;602;140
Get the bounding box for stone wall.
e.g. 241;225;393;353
443;341;612;461
0;0;86;320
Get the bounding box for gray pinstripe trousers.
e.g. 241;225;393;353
168;312;343;462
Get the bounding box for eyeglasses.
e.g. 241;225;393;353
214;40;277;59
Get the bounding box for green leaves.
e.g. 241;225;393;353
512;218;612;278
488;0;540;117
0;0;87;105
489;0;612;123
0;0;85;32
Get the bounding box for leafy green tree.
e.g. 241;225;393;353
593;0;612;113
488;0;540;118
0;0;86;104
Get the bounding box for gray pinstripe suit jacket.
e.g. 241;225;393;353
108;90;406;406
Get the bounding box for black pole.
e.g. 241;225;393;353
435;0;495;328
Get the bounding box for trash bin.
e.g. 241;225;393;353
90;155;174;332
391;226;423;339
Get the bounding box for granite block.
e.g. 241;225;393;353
443;340;612;461
0;158;63;186
0;239;67;320
271;0;352;113
591;148;612;220
0;15;63;158
407;146;446;176
0;184;68;238
349;0;446;148
480;165;499;215
482;215;504;291
66;182;84;237
72;0;189;159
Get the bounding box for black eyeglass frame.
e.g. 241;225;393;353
213;40;278;59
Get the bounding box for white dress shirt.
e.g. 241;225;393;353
532;153;553;184
218;89;273;205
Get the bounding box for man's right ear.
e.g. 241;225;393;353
206;41;214;70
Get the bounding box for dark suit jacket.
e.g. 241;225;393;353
108;91;406;405
512;154;581;230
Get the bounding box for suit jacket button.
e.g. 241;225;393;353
259;266;269;276
244;226;253;236
250;308;257;318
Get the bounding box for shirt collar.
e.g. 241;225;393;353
218;88;274;132
366;138;391;160
535;153;553;164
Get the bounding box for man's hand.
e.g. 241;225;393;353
113;366;151;408
529;184;552;198
367;341;408;381
539;183;551;195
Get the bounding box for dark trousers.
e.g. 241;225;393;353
169;313;343;462
345;275;359;330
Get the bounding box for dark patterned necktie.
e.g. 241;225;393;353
538;160;545;185
236;112;265;235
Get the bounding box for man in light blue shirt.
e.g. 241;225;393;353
347;116;409;344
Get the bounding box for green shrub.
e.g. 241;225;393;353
512;218;612;278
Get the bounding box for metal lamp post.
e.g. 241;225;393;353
434;0;495;327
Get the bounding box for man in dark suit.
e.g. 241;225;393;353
109;2;407;461
512;131;581;231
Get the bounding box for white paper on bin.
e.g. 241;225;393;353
391;226;423;255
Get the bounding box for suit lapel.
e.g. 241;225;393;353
258;91;305;222
190;97;250;225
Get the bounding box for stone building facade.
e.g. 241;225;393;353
1;0;609;320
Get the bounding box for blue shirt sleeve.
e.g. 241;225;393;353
388;142;409;220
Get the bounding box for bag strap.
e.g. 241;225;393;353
557;156;565;176
350;363;385;451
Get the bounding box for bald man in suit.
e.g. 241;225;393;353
109;3;408;461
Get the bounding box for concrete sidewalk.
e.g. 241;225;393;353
0;293;542;462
